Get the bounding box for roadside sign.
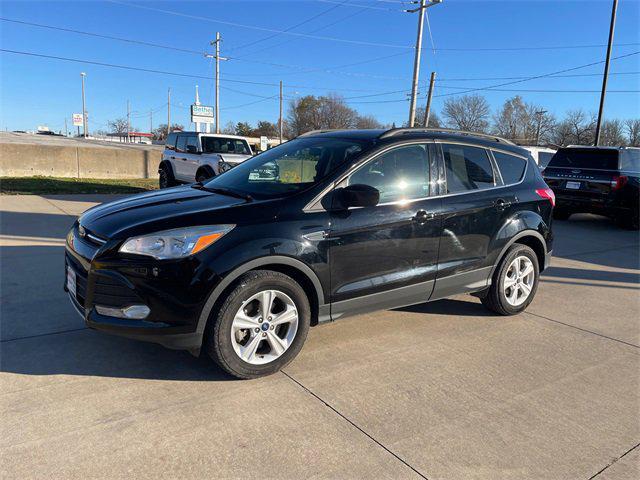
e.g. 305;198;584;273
191;105;214;124
72;113;83;127
260;136;268;151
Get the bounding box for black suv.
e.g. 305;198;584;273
65;128;554;378
542;146;639;229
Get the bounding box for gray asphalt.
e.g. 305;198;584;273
1;194;638;480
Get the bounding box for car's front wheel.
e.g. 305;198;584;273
204;270;310;379
481;244;540;315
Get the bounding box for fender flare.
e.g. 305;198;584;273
195;256;325;335
489;229;548;278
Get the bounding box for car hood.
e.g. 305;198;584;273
79;186;248;239
218;153;252;164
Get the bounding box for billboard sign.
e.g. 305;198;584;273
260;136;268;151
191;105;214;124
72;113;84;127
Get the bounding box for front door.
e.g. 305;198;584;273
328;142;442;319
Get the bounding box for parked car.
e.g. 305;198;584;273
542;146;639;229
521;146;557;169
65;128;554;379
159;132;253;188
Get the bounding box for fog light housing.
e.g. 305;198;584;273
95;304;150;320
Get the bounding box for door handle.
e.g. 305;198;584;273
413;210;435;223
494;199;512;211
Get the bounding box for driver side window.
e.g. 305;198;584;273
348;144;430;203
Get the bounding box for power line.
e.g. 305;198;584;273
227;0;348;53
106;0;413;49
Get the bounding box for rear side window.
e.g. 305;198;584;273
549;148;619;170
619;150;640;172
176;135;188;153
349;144;430;203
186;135;199;152
493;151;526;184
165;132;178;150
442;144;494;193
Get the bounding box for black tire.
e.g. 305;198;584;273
196;167;215;183
159;164;178;189
204;270;311;379
481;244;540;316
553;207;571;220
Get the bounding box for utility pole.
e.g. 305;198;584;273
167;87;171;136
80;72;87;138
535;109;547;146
64;117;68;137
150;109;153;134
406;1;442;127
423;71;436;127
205;33;228;134
594;0;618;146
279;80;283;144
127;100;131;143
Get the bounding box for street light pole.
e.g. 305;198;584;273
594;0;618;146
407;0;442;128
80;72;87;138
279;80;283;144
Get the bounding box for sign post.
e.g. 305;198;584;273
260;136;268;152
191;105;214;130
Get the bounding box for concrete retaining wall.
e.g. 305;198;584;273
0;143;162;179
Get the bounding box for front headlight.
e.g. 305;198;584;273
119;225;235;260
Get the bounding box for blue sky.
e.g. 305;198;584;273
1;0;639;133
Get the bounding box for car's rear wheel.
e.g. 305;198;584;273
204;270;310;379
481;244;540;316
159;164;178;189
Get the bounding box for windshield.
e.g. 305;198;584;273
202;137;251;155
204;136;371;199
548;148;619;170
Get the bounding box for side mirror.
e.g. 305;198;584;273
338;184;380;208
186;145;199;154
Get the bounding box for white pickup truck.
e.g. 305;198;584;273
159;132;253;188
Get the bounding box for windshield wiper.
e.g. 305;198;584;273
192;183;253;202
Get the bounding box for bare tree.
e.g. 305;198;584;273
600;119;627;146
551;110;596;146
221;121;236;135
493;96;554;144
442;95;490;132
252;120;279;137
107;118;129;134
625;119;640;146
403;107;441;128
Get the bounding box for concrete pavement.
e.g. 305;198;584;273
1;194;638;479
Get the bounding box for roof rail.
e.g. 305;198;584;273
379;127;516;146
297;129;341;138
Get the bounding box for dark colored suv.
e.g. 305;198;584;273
64;128;554;378
543;146;639;229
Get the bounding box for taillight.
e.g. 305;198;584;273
535;187;556;207
610;175;628;190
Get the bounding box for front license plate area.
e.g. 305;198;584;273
67;266;77;299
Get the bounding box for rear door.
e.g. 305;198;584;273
431;142;508;299
328;142;442;318
173;134;190;181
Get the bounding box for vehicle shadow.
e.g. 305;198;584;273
1;330;235;382
396;297;496;317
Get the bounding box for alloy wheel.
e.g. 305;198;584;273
230;289;299;365
503;255;535;307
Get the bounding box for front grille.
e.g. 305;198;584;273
93;273;142;308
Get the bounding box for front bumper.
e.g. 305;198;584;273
64;225;214;353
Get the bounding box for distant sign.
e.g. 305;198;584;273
191;105;214;124
260;136;268;151
72;113;84;127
